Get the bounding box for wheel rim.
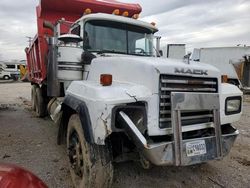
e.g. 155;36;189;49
68;130;84;179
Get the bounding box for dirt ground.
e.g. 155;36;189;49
0;82;249;188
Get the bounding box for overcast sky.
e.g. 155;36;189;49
0;0;249;61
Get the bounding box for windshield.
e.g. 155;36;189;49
83;20;154;56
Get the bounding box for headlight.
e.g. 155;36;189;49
225;96;242;115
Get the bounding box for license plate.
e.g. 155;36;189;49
186;140;207;157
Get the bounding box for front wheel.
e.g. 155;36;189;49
67;114;113;188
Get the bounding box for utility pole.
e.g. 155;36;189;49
26;36;32;46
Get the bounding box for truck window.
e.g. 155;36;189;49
84;20;154;56
128;31;153;55
6;65;15;69
71;25;80;36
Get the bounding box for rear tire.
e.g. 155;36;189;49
67;114;113;188
35;87;46;117
31;85;37;111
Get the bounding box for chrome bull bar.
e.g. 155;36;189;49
119;92;238;166
171;92;222;165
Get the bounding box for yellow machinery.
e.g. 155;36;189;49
19;64;29;81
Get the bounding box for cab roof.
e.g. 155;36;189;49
76;13;158;33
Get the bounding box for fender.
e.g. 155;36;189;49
64;80;153;144
57;95;94;145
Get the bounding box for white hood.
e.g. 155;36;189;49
87;55;221;93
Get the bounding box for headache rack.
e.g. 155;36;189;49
159;75;218;130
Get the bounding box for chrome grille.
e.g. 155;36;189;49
159;75;218;129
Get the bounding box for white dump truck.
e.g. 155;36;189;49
26;0;243;187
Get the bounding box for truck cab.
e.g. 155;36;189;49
56;13;242;187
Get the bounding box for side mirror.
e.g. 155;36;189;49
155;36;161;57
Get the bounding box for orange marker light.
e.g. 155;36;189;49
84;8;92;14
221;75;228;83
113;9;120;15
122;11;129;17
100;74;113;86
151;22;156;26
132;14;139;19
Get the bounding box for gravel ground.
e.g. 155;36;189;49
0;82;250;188
0;82;73;188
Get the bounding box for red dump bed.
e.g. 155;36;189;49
26;0;142;84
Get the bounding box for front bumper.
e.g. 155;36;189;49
143;125;238;166
119;92;240;166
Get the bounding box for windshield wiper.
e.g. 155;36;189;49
129;52;153;57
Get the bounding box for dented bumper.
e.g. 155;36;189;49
119;92;240;166
142;125;238;166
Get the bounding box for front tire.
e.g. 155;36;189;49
67;114;113;188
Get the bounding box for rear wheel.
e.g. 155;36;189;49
67;114;113;188
35;87;46;117
31;85;37;111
